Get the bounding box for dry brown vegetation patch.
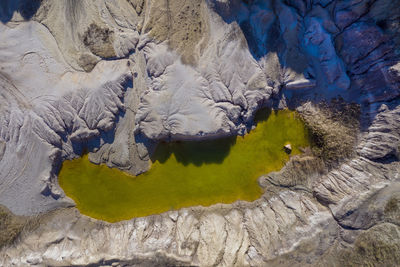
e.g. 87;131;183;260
144;0;208;65
299;99;361;168
0;206;27;248
82;23;116;59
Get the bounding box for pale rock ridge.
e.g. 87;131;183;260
89;51;152;175
358;104;400;160
0;189;333;266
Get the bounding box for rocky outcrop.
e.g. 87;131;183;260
88;51;153;176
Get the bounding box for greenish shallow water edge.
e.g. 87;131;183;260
59;110;310;222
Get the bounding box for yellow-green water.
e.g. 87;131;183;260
59;110;310;222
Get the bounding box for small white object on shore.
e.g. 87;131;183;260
284;144;292;154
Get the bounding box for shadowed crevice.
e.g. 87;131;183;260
0;0;41;23
150;108;273;166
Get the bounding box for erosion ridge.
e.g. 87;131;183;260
0;0;399;266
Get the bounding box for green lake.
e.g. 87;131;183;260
59;110;310;222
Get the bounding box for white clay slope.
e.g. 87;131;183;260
0;21;131;215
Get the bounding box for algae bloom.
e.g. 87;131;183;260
59;110;310;222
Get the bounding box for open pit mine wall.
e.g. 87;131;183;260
0;0;399;217
0;0;400;255
0;0;399;266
